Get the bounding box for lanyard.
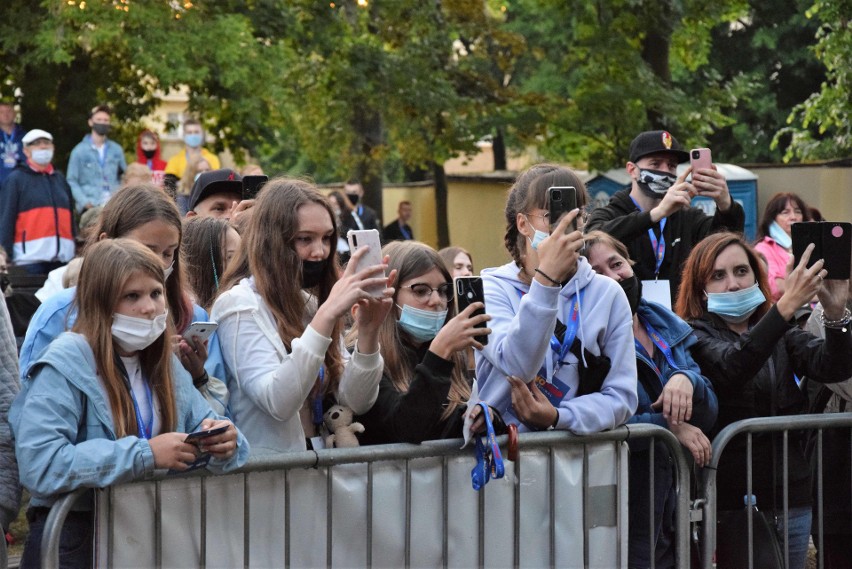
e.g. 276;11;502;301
312;366;325;425
471;402;504;491
630;196;666;276
514;286;583;380
635;316;680;372
130;381;154;440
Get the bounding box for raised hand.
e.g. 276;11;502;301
429;302;492;360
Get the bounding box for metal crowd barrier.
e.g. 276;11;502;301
699;412;852;569
41;424;691;569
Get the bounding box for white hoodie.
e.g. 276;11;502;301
475;257;637;434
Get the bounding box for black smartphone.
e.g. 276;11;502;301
547;186;578;233
454;276;488;346
242;175;268;201
184;424;229;443
792;221;852;280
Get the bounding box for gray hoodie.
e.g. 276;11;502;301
0;300;21;529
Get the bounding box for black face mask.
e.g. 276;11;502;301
0;273;9;294
346;193;360;206
619;274;642;315
142;148;156;159
92;123;111;136
301;259;328;289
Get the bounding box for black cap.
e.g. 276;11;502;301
189;169;243;211
628;130;689;164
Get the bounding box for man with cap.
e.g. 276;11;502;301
186;168;245;220
66;104;127;212
0;129;75;275
586;130;744;306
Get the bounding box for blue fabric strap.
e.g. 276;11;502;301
471;402;504;490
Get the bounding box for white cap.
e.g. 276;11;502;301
22;129;53;146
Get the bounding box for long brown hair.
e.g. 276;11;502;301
674;232;773;322
219;177;343;392
438;246;474;275
88;184;194;333
181;216;231;312
348;241;470;421
503;164;589;266
72;239;178;438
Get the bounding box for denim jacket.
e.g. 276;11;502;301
66;136;126;212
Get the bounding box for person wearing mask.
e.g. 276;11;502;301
753;192;812;302
0;100;25;184
341;180;381;236
11;239;248;568
675;232;852;569
135;129;168;187
67;104;127;212
347;241;496;445
164;118;221;188
582;230;717;568
586;130;744;307
212;178;394;452
0;129;75;275
475;164;637;435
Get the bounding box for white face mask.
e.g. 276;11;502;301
31;148;54;166
163;260;174;280
112;311;168;352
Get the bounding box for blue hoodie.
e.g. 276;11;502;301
475;257;638;434
10;332;249;509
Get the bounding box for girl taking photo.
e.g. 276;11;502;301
12;239;248;568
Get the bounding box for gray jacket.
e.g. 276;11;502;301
0;299;21;529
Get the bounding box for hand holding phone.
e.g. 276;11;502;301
184;424;229;443
347;229;386;298
792;221;852;280
690;148;712;173
548;186;578;233
454;276;488;346
183;321;218;349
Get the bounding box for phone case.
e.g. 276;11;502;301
690;148;712;172
792;222;852;279
454;276;488;345
547;186;577;233
347;229;386;297
184;322;218;344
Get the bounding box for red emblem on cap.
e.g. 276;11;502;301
661;132;672;149
228;172;235;181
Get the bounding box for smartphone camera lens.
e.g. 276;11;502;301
552;190;561;200
466;291;474;300
692;150;700;159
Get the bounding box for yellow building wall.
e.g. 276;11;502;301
748;165;852;222
445;177;514;272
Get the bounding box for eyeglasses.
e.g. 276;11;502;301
401;282;454;302
526;206;592;225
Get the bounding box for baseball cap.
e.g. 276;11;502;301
628;130;689;164
188;169;242;211
22;129;53;146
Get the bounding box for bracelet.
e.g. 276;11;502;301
193;370;210;388
534;268;563;288
819;307;851;330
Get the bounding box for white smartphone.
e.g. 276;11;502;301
347;229;386;298
183;321;218;347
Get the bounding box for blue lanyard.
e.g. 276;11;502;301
631;196;666;276
313;366;325;425
130;381;154;439
471;402;504;490
550;291;584;373
635;316;680;372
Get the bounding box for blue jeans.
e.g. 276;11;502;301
21;508;93;569
773;506;812;569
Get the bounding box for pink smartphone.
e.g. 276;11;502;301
690;148;712;172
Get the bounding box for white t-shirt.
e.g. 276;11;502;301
120;355;162;438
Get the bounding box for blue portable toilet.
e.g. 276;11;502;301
585;164;759;241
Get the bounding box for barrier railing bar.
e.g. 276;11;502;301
154;481;162;569
649;439;656;569
816;430;823;569
367;460;374;569
441;455;448;569
782;430;790;568
41;487;86;569
326;466;333;569
512;454;520;568
284;468;291;568
243;471;251;569
582;446;589;568
746;433;754;569
477;460;484;567
199;475;206;568
106;486;114;568
404;458;411;569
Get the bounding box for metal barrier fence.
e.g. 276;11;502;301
41;424;691;569
699;413;852;569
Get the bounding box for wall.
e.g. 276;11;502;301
747;165;851;222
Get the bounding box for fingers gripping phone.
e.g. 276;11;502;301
184;322;218;344
168;424;229;474
690;148;712;172
792;221;852;280
548;186;578;233
347;229;387;298
454;276;488;345
242;175;268;201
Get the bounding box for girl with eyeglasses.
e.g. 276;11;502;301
347;241;498;445
475;164;637;434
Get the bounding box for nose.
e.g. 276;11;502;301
725;274;741;292
139;295;157;318
309;240;326;261
427;288;446;308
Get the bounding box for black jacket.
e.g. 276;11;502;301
382;220;413;243
586;188;744;301
689;306;852;510
340;204;381;236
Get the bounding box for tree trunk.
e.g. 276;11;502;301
433;161;450;249
351;104;385;224
492;127;507;171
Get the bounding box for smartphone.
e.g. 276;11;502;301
242;175;268;201
454;276;488;346
690;148;712;172
347;229;386;298
183;322;218;348
792;221;852;280
547;186;578;233
184;424;229;443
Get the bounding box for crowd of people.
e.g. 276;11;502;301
0;112;850;569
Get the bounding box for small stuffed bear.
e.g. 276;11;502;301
323;404;364;448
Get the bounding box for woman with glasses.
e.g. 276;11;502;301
475;164;637;434
347;240;498;445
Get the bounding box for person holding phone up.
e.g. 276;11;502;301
346;241;497;445
675;232;852;569
586;130;744;307
475;164;637;435
11;239;248;569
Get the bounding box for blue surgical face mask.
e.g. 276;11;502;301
705;282;765;324
184;133;203;148
31;148;53;166
397;304;447;343
523;215;549;250
768;221;792;249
